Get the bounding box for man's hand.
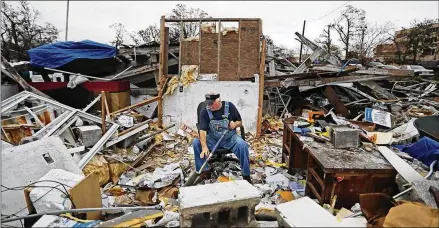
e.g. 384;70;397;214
200;147;209;159
229;121;237;129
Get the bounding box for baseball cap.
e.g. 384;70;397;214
205;93;220;105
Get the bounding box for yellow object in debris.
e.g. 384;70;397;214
108;162;129;184
112;212;164;227
82;155;110;186
264;160;287;167
180;65;198;87
167;151;176;158
321;131;330;138
164;76;179;96
218;176;230;182
107;185;125;196
276;190;295;202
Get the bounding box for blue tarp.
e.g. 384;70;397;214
28;40;117;69
393;136;439;170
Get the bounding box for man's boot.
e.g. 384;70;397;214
243;175;252;184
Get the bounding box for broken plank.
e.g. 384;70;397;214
105;122;150;148
359;81;399;100
69;173;103;220
110;96;160;116
377;146;423;183
324;86;350;118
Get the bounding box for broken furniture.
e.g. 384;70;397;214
179;180;260;227
282;118;308;171
282;119;398;209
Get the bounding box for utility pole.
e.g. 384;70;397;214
65;0;70;41
299;20;306;63
327;24;332;54
359;25;367;64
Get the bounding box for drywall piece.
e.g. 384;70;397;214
2;136;82;226
1;140;13;149
179;180;260;227
389;119;419;144
275;197;342;227
163;81;259;134
377;146;423;183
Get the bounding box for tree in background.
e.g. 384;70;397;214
350;22;394;64
109;22;126;47
127;4;210;45
167;3;210;41
1;0;59;61
333;5;366;59
389;18;437;64
315;24;342;60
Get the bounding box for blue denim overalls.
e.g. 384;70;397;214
206;101;236;140
192;101;251;176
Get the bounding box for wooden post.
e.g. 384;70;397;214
158;15;166;126
256;39;266;138
101;91;107;134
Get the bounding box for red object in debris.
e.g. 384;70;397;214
28;81;130;93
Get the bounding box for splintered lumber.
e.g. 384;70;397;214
110;96;160;116
324;86;350;118
256;39;266;137
101;91;107;134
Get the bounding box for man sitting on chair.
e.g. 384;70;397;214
192;91;252;184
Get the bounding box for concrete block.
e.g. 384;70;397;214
179;180;261;227
76;125;102;147
275;197;342;227
330;126;360;148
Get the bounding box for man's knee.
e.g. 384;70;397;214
234;137;248;150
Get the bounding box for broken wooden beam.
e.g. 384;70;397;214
324;86;350;118
110;96;160;116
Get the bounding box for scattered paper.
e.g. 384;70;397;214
364;108;392;128
367;132;394;145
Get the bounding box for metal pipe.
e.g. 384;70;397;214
1;206;161;223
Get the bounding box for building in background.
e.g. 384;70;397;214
374;22;439;64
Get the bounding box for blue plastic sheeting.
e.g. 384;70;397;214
28;40;117;69
393;136;439;170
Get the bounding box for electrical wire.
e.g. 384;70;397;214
307;1;351;23
1;180;76;222
1;184;69;220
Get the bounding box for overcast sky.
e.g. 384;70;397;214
10;1;439;50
